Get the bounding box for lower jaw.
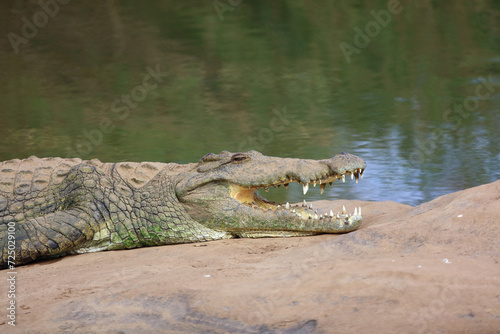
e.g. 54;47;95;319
198;200;362;234
230;184;362;223
250;192;361;221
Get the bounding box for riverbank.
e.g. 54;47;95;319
1;180;499;333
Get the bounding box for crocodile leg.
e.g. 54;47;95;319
1;163;109;268
1;208;98;268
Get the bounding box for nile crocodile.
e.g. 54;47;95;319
0;151;365;268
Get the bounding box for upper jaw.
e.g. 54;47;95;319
224;152;366;196
230;165;365;198
176;151;366;197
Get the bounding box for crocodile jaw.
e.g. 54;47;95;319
227;172;363;232
181;169;364;236
177;150;366;236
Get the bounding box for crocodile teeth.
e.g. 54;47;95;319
281;204;363;221
342;175;345;183
320;183;325;194
351;173;354;180
303;183;309;195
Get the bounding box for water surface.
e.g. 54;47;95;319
1;1;499;206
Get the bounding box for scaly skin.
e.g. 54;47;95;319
0;151;366;268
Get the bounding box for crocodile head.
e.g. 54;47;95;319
176;150;366;237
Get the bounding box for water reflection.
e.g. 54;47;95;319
0;1;499;206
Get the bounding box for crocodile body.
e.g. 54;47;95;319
0;151;365;268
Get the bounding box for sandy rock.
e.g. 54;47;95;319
1;181;499;333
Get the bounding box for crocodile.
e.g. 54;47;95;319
0;150;366;268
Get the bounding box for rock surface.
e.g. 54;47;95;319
1;180;500;333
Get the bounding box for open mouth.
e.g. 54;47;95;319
229;167;365;221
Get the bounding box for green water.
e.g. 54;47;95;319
1;1;499;206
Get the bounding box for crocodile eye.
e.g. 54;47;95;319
231;154;248;163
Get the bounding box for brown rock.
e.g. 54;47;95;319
1;181;499;333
